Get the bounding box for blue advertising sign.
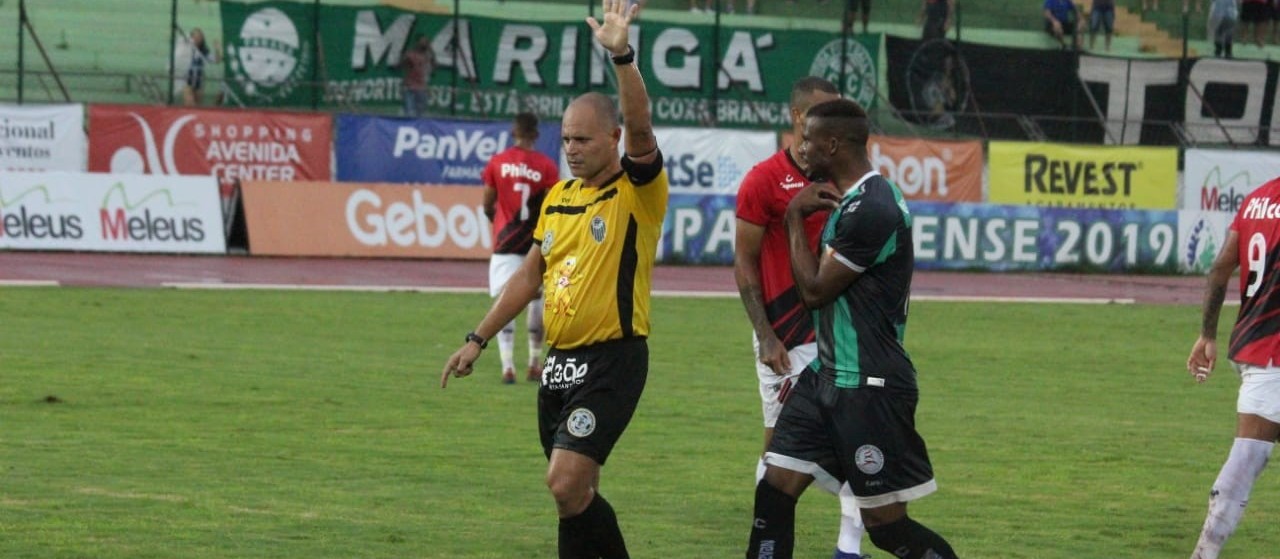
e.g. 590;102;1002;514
335;115;561;185
658;193;737;265
910;202;1179;271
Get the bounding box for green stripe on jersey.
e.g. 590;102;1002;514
833;297;862;388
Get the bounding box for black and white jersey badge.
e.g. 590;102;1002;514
590;215;606;243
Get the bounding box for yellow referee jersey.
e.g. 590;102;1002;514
533;156;669;350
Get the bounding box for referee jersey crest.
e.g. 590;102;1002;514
590;215;606;243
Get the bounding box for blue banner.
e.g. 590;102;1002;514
909;202;1179;272
658;193;737;265
335;115;561;185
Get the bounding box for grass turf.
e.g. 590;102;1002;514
0;287;1272;558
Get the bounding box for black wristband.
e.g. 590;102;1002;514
611;45;635;65
465;332;488;349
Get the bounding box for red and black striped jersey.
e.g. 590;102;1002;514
735;149;829;350
481;146;559;254
1229;177;1280;367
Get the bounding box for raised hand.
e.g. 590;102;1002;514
586;0;637;56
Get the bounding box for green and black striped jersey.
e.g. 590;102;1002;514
809;171;916;393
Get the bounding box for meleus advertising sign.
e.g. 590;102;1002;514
0;171;225;253
0;104;87;172
240;181;490;259
988;142;1177;209
1177;149;1280;272
87;105;332;201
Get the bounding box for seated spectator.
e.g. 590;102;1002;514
844;0;872;33
1209;0;1240;57
1090;0;1116;51
1143;0;1160;10
1243;0;1269;46
1044;0;1082;50
921;0;955;40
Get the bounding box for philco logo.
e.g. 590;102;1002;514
345;188;490;249
1243;196;1280;220
1024;154;1139;203
870;143;948;197
0;184;83;240
810;38;876;110
227;7;312;102
99;182;206;243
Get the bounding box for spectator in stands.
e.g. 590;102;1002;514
1090;0;1116;51
1185;0;1205;11
399;35;435;118
1044;0;1083;49
844;0;872;34
1209;0;1240;57
921;0;954;40
1243;0;1269;46
173;28;218;107
1143;0;1161;11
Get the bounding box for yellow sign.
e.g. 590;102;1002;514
988;142;1178;209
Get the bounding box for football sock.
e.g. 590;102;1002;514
746;480;797;559
755;457;767;484
498;321;516;372
866;515;957;559
527;299;545;367
1193;437;1274;559
836;483;864;554
558;493;629;559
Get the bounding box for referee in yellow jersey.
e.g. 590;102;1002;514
441;1;668;557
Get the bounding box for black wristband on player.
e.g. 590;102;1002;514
611;46;635;65
465;332;488;349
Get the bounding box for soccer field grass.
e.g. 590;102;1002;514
1;287;1276;558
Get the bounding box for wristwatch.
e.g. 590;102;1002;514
465;331;488;349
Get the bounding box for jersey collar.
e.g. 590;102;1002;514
841;170;881;199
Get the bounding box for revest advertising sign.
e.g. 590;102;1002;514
988;142;1177;209
87;105;332;198
334;115;561;185
0;103;87;172
240;181;490;259
910;201;1178;272
0;171;225;253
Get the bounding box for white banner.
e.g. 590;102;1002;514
1178;149;1280;272
0;171;225;253
560;127;777;195
0;104;87;172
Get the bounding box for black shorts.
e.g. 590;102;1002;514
766;371;936;508
846;0;870;13
537;337;647;466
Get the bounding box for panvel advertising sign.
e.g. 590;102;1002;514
240;180;489;259
335;114;561;185
220;1;882;127
0;171;225;253
988;141;1177;209
1177;149;1280;272
0;104;87;172
87;105;332;200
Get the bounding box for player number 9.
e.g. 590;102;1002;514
1246;232;1267;298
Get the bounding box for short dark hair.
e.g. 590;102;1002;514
513;112;539;139
790;77;840;111
806;98;869;146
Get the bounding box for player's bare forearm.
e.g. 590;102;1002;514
735;272;776;343
616;62;657;161
1200;272;1230;339
785;210;822;309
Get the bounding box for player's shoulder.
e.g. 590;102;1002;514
741;150;802;189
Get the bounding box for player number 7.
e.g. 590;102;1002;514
515;182;531;222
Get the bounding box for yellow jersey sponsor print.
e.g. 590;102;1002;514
534;164;668;350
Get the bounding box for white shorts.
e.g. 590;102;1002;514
488;254;525;297
1237;361;1280;424
754;334;817;428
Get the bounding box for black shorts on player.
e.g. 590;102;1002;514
766;370;937;507
538;336;648;465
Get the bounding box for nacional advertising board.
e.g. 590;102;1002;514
0;171;225;253
240;181;489;259
910;201;1178;272
1177;149;1280;272
0;104;87;172
335;114;562;185
988;142;1177;209
87;105;332;201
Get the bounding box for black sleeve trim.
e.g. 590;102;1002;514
620;149;664;186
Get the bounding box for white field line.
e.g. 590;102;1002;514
162;282;487;294
0;279;59;287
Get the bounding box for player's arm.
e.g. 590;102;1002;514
589;1;656;165
441;247;547;387
735;219;791;375
482;185;497;222
1188;230;1240;381
785;183;859;309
